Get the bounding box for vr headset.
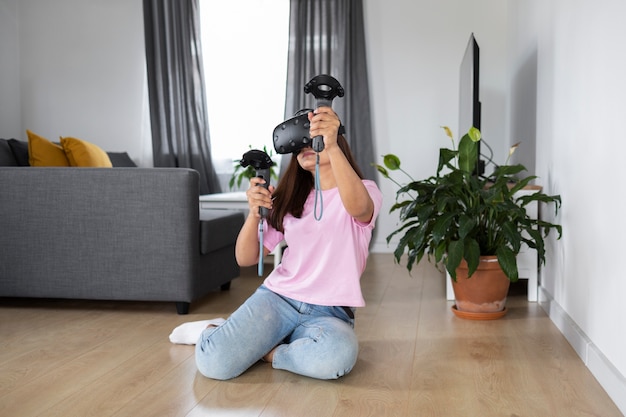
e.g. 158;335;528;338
273;75;345;155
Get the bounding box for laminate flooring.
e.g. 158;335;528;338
0;254;622;417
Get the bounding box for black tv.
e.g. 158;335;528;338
458;33;484;175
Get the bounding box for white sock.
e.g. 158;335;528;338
168;318;226;345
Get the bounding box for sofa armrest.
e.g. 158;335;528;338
0;167;201;302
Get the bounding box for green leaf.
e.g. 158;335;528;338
501;221;521;253
374;164;389;178
492;164;527;178
434;240;446;263
468;126;481;142
437;148;458;173
446;240;464;281
458;133;478;174
458;215;476;239
526;227;545;262
517;193;562;212
432;212;456;244
383;154;401;170
496;246;518;282
464;238;480;277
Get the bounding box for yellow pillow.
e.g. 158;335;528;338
27;130;70;167
60;137;112;167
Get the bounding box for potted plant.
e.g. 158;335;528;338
229;145;279;190
375;127;562;318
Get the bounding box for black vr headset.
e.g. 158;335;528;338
273;75;345;155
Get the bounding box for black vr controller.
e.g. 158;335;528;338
240;149;274;218
273;74;345;155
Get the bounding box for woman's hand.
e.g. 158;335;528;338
245;177;274;220
307;107;375;223
236;177;274;266
308;107;341;149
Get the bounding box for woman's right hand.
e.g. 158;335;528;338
245;177;274;219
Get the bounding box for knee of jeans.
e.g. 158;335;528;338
322;352;358;379
195;341;239;380
315;332;359;380
195;359;234;381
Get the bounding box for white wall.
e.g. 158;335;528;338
5;0;152;166
0;0;21;137
508;0;626;413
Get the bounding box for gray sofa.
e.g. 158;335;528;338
0;138;244;314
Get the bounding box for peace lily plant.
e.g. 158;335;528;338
375;126;562;282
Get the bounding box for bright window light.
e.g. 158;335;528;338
199;1;289;175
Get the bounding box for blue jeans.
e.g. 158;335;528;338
195;285;358;380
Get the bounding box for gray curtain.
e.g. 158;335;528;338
143;0;221;195
284;0;376;180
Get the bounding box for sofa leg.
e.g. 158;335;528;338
176;302;190;315
220;281;231;291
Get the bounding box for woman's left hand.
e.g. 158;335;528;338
308;107;341;149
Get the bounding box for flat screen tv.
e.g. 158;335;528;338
458;33;484;175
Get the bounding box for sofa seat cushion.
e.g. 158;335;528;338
199;210;245;255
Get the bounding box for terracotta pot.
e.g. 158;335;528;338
451;256;510;314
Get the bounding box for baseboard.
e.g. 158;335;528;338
538;286;626;415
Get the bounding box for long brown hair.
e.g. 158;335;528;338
268;135;364;232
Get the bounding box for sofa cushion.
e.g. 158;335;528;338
27;130;70;166
199;210;245;254
0;139;18;166
60;136;112;167
107;152;137;167
8;139;30;166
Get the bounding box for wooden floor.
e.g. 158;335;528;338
0;254;622;417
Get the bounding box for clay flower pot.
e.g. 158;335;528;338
451;256;510;319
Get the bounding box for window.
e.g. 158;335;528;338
199;1;289;185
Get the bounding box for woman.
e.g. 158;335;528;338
195;107;382;380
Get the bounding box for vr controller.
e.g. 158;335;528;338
273;74;345;155
239;149;274;218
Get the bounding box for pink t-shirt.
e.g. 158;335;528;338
261;180;382;307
